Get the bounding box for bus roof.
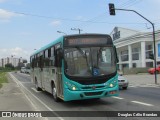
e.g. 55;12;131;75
31;36;64;56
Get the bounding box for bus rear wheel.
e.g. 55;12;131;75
35;79;41;91
52;85;60;102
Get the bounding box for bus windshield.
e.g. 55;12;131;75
64;47;116;77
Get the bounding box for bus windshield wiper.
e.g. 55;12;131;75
97;47;103;67
75;47;91;74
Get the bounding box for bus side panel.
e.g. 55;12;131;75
43;67;56;94
34;67;42;88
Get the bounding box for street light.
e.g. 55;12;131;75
57;31;67;35
11;55;15;57
71;28;82;34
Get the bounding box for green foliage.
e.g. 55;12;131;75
5;63;15;70
0;72;8;88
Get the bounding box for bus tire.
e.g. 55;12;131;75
35;79;41;91
52;84;60;102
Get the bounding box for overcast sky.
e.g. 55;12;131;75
0;0;160;62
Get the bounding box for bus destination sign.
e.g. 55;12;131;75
65;37;112;46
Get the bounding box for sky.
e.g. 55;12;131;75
0;0;160;62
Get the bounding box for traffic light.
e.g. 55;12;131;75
109;3;115;15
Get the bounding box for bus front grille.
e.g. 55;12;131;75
84;91;103;96
82;86;105;90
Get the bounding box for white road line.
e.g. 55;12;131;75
129;85;160;88
112;96;124;99
31;87;42;93
9;73;64;120
141;86;160;88
129;86;138;88
131;101;154;106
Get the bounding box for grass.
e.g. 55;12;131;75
0;72;8;89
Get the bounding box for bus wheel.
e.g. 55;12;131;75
52;85;59;102
35;80;41;91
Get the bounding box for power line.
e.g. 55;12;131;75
2;9;145;25
119;0;143;8
3;9;108;23
2;6;155;32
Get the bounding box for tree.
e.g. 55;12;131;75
17;62;25;69
5;63;14;70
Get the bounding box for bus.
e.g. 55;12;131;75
30;34;119;101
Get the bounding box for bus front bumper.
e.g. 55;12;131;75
63;85;119;101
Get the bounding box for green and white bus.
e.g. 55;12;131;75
30;34;119;101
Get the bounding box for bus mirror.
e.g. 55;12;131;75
59;48;64;59
114;46;119;63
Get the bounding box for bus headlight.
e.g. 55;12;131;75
72;86;76;90
109;83;114;88
66;82;78;91
108;80;117;88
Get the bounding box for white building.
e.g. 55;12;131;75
0;57;24;67
110;27;160;71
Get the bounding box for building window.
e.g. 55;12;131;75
122;64;129;69
146;62;153;67
132;48;139;60
157;61;160;65
133;63;136;68
146;44;153;59
121;50;128;61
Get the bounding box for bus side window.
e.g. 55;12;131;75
48;48;51;58
32;58;35;68
50;47;55;66
54;48;63;67
45;50;49;66
40;55;44;69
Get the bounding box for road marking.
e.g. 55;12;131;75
112;96;124;99
141;86;160;88
131;101;154;106
31;87;42;93
9;73;64;120
129;86;138;88
129;85;160;88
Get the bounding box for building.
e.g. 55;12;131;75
0;57;24;67
110;27;160;71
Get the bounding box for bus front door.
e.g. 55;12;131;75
55;48;63;98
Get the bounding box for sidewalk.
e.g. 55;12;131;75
0;74;42;120
124;74;160;86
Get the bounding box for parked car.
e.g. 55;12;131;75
25;68;31;74
20;67;26;73
118;75;129;90
148;65;160;74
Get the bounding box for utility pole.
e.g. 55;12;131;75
109;3;157;84
71;28;82;34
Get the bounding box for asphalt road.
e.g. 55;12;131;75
10;72;160;120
